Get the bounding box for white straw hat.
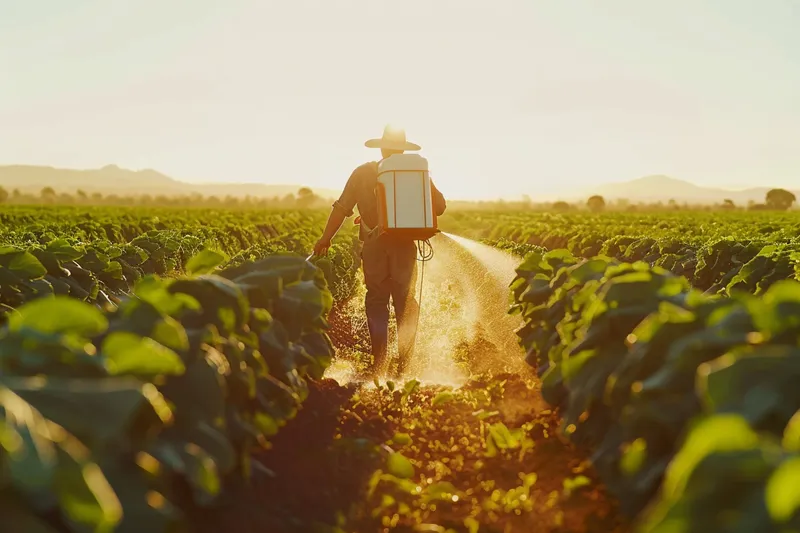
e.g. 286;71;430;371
364;125;421;151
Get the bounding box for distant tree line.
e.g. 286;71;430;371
577;189;796;212
0;185;795;213
0;186;333;209
451;188;797;213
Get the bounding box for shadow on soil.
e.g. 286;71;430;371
188;378;389;533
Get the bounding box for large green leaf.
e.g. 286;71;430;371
0;247;48;279
0;387;58;490
386;452;415;479
93;459;183;533
133;276;200;317
661;415;760;499
185;249;228;276
220;255;315;284
765;456;800;523
114;299;190;354
54;435;123;532
750;280;800;340
101;332;185;377
45;238;85;261
168;276;248;332
0;327;107;378
0;386;123;531
5;376;172;449
8;296;108;338
700;345;800;435
230;271;284;308
159;355;227;428
273;280;333;336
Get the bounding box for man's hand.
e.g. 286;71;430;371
313;205;347;257
312;238;332;257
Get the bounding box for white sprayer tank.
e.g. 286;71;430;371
375;153;439;241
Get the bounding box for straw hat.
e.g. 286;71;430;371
364;125;421;151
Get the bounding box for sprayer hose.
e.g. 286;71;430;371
410;239;434;363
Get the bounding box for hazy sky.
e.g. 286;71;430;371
2;1;799;200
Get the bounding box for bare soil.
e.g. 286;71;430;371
193;373;630;533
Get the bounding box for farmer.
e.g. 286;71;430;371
313;126;447;379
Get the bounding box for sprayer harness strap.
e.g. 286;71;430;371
359;217;381;241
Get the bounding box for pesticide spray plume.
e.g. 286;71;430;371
324;232;527;387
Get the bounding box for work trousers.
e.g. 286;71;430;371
361;234;419;377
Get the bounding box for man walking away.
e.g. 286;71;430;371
313;126;447;379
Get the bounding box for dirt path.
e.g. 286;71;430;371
326;233;532;382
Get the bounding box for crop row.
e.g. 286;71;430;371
510;249;800;531
0;252;338;532
443;210;800;246
0;209;361;322
463;211;800;295
0;206;324;250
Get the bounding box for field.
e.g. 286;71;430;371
2;205;800;533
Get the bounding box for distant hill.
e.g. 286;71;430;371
1;165;795;205
584;175;797;205
0;164;341;200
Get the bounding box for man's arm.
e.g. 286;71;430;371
313;207;348;256
431;180;447;216
313;170;359;256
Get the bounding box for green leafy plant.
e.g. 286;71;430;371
510;246;800;529
0;251;336;532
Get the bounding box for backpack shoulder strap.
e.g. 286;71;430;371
356;161;381;239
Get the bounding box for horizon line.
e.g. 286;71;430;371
0;162;796;199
